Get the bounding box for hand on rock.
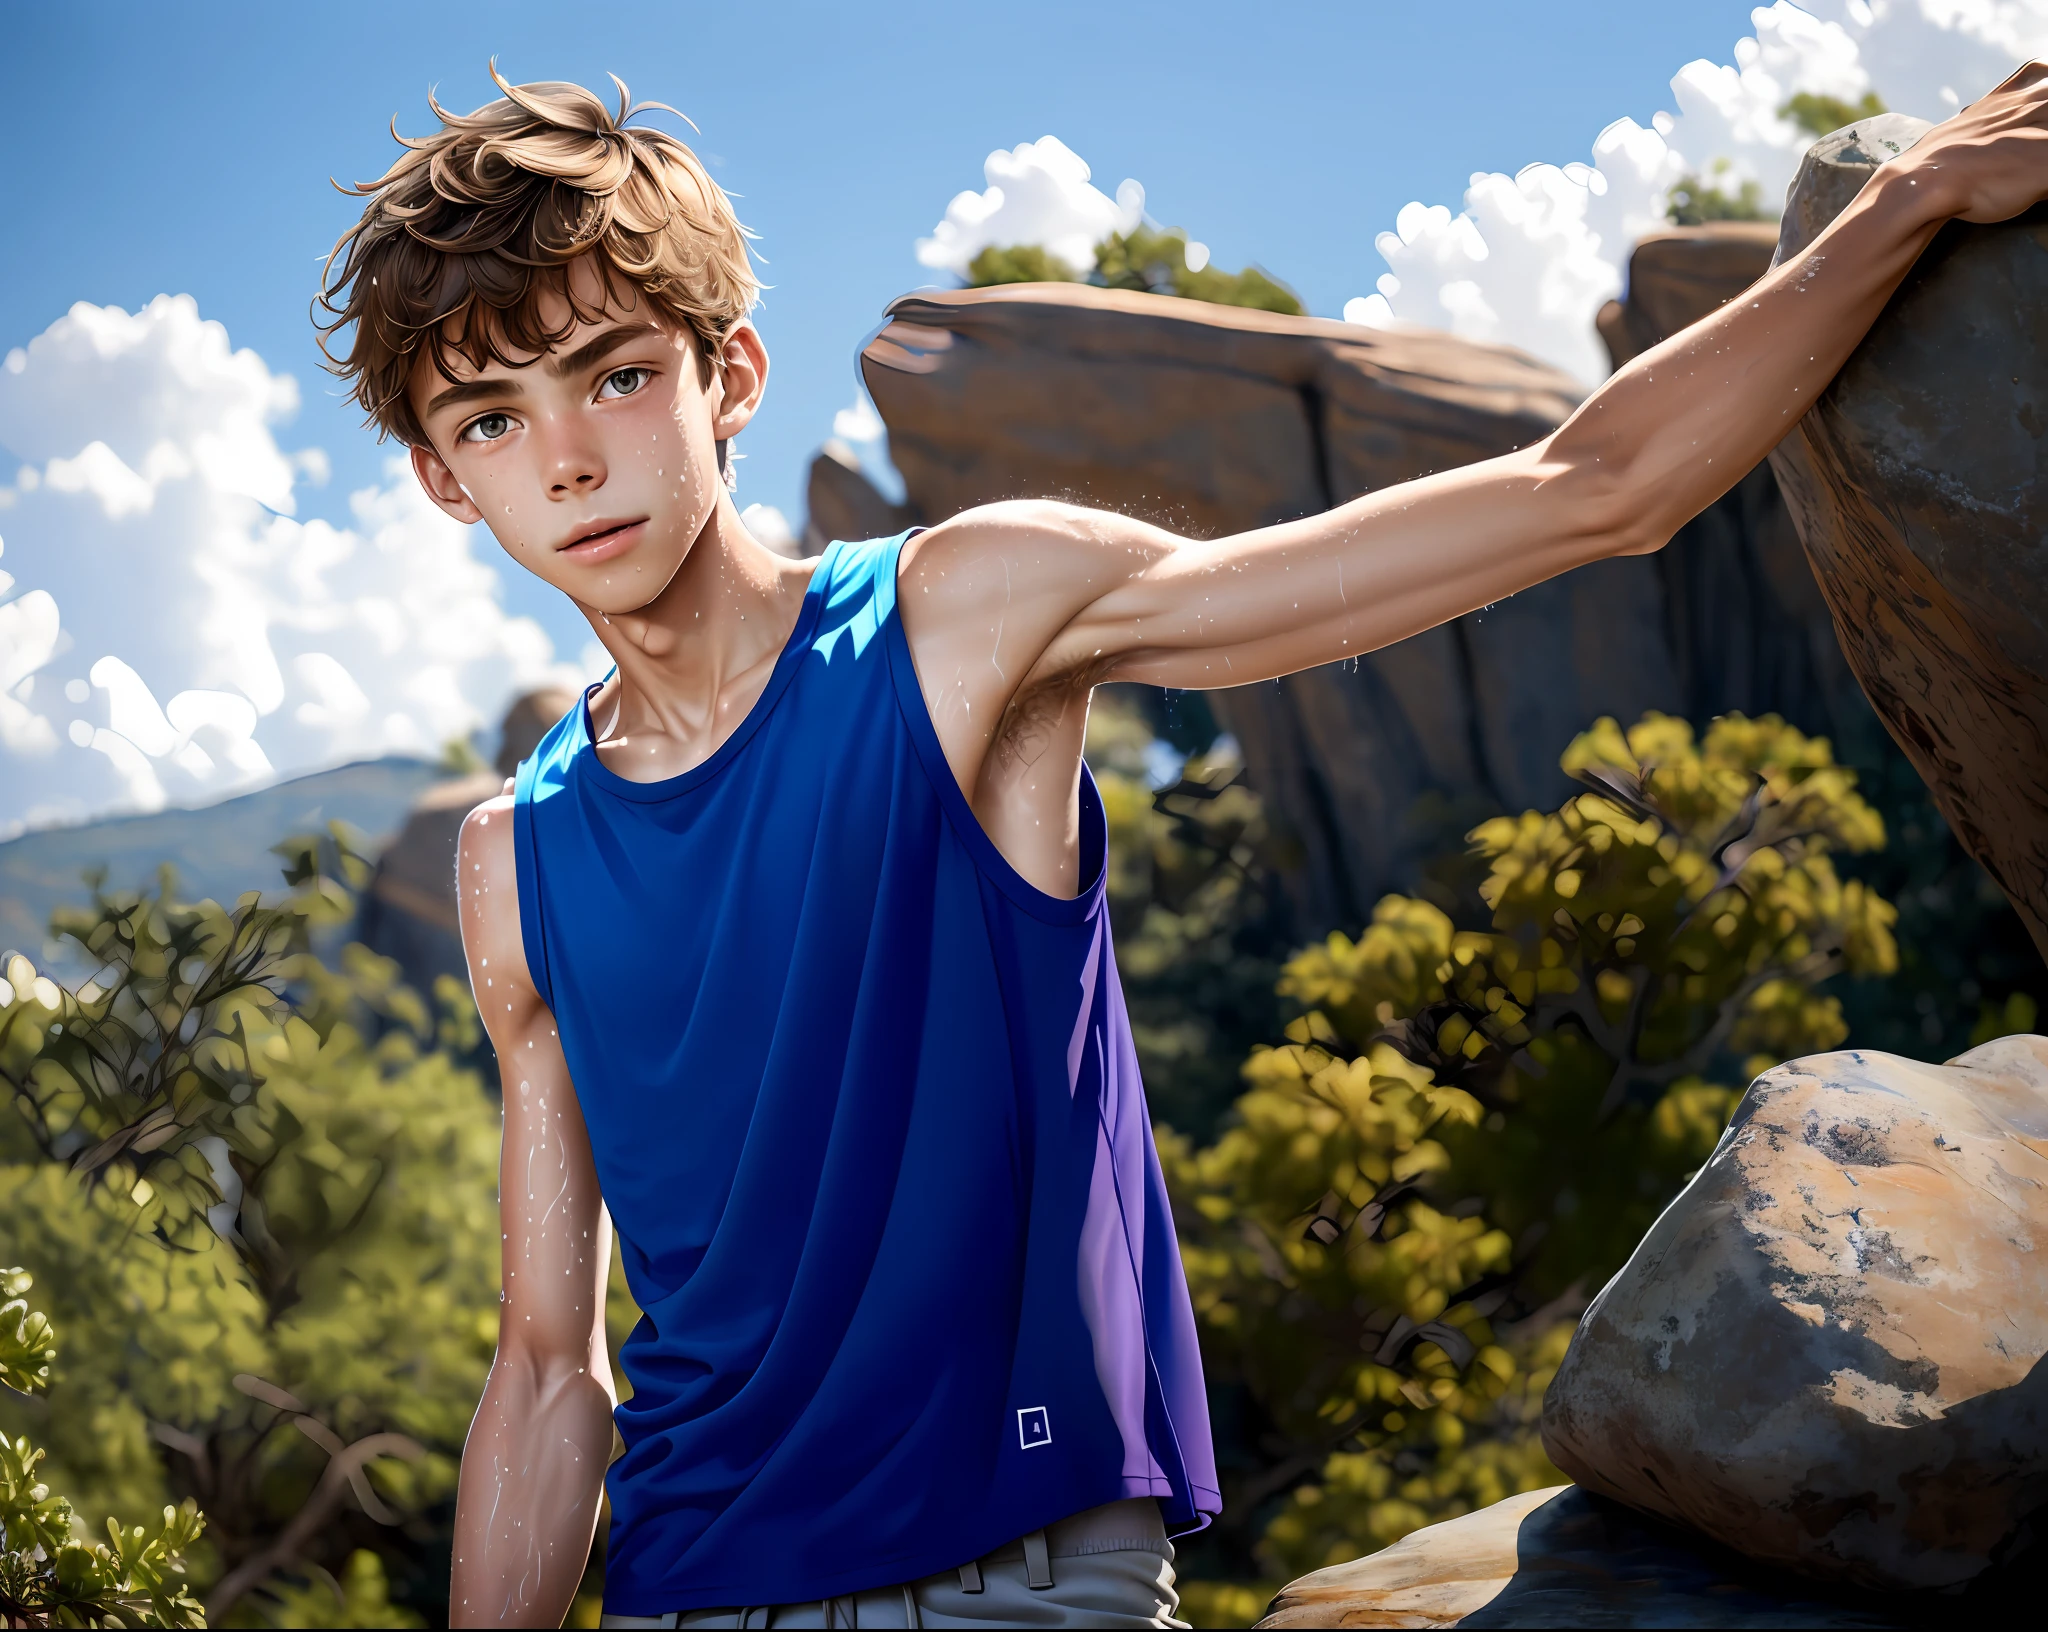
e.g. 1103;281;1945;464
1899;60;2048;224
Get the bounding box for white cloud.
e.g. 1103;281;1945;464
740;503;803;559
1828;0;2048;128
44;441;167;519
832;396;885;445
0;588;60;695
0;295;580;839
1358;152;1673;383
1345;0;2048;384
821;392;908;508
917;136;1145;277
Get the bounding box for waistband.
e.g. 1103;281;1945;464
977;1497;1170;1564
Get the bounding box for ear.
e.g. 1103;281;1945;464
710;324;769;442
411;441;484;525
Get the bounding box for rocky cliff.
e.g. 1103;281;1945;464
354;689;577;995
849;264;1853;932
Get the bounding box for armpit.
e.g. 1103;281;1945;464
994;654;1116;771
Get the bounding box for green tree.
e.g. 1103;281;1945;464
1092;226;1304;314
963;244;1078;286
1666;91;1891;225
964;224;1305;316
1781;90;1887;139
1087;696;1292;1139
1666;161;1772;225
1163;713;1897;1615
2;1268;207;1627
0;837;502;1626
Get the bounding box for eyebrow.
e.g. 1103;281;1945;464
423;375;520;419
548;322;663;380
422;323;667;421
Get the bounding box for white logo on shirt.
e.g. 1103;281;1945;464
1018;1406;1052;1450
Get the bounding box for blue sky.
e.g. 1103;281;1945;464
1;0;1762;658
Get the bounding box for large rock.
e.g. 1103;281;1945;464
1259;1485;1900;1628
356;688;576;995
1767;115;2048;962
863;284;1586;930
801;439;913;556
1597;222;1782;370
857;282;1857;934
864;285;1581;540
1540;1035;2048;1592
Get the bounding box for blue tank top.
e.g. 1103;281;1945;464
513;533;1219;1614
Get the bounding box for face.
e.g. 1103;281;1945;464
407;264;768;616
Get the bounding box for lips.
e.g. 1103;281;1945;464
555;518;647;564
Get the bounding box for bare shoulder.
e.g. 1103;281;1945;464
898;499;1162;595
457;785;517;889
895;499;1173;694
456;788;533;998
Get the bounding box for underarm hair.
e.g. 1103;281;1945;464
994;655;1118;771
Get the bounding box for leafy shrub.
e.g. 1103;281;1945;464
961;244;1076;286
1163;713;1897;1606
965;224;1303;315
0;836;500;1625
1091;226;1304;314
1088;700;1292;1140
2;1267;207;1627
1780;90;1887;139
1666;162;1771;225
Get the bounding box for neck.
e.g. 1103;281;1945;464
579;495;813;743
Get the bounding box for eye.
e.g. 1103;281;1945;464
598;367;651;400
459;412;513;445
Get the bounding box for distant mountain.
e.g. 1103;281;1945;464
0;757;451;967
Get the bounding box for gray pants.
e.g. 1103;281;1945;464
600;1498;1188;1628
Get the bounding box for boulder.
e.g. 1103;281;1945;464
356;688;576;995
864;284;1581;541
802;440;913;556
862;285;1588;931
857;282;1859;935
1767;115;2048;962
1597;222;1782;370
1540;1035;2048;1592
1259;1484;1900;1628
351;770;501;993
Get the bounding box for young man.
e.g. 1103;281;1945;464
320;67;2048;1629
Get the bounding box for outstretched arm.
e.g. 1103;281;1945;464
449;793;616;1630
903;66;2048;777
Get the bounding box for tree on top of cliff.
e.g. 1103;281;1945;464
1781;91;1888;140
967;224;1304;315
1667;90;1891;226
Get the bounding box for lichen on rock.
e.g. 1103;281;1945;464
1539;1034;2048;1591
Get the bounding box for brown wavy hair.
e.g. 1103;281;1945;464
317;67;758;447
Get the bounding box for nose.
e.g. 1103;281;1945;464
537;412;607;499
